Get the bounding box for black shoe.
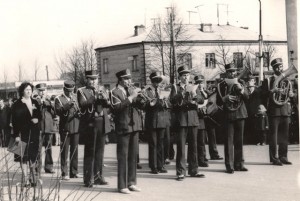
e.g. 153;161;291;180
226;169;234;174
137;164;142;169
235;167;248;171
211;156;223;160
204;158;208;162
280;158;292;165
198;161;209;167
84;182;93;188
190;173;205;178
150;169;159;174
158;168;168;173
45;170;55;174
272;160;283;166
94;180;108;185
70;174;83;178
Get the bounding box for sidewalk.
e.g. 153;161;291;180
1;144;299;201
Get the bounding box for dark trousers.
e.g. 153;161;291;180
257;130;267;144
117;131;138;190
43;133;54;172
224;119;245;170
206;128;220;158
269;116;289;162
60;132;79;177
197;129;206;163
84;117;106;185
164;126;170;160
148;128;165;170
0;128;11;147
176;126;198;176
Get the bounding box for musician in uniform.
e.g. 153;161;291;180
170;66;205;181
262;58;293;165
144;72;169;174
194;75;209;167
77;70;111;187
55;81;80;180
110;69;143;194
35;83;56;174
216;63;249;174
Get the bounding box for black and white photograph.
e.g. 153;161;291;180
0;0;298;200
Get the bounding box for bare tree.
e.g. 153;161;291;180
3;67;8;99
55;39;98;88
214;36;232;73
34;59;41;81
146;5;193;83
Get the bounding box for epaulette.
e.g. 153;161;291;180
77;87;87;101
54;95;64;109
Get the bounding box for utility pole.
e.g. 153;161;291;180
166;7;177;84
195;5;204;24
258;0;264;83
187;11;197;24
46;65;49;81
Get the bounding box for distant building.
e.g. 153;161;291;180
0;80;64;99
95;24;287;88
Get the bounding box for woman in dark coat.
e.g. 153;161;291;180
11;82;41;186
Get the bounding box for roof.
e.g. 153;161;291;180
96;24;287;50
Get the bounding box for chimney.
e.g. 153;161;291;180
134;25;146;36
200;23;213;32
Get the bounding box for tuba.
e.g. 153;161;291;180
224;78;244;111
223;67;250;111
272;64;297;106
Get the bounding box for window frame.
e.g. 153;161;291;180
132;55;139;72
205;53;216;68
233;52;243;69
103;58;109;74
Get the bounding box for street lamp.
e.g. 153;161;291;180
258;0;264;83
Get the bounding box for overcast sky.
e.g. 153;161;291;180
0;0;288;82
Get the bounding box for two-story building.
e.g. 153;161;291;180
95;24;287;89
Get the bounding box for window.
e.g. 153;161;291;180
205;53;216;68
178;53;192;69
103;58;108;74
255;52;270;68
233;52;243;68
132;55;138;71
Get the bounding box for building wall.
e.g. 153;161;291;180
147;42;288;82
285;0;298;69
97;44;146;89
96;41;288;87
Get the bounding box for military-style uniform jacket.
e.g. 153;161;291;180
170;83;204;127
54;94;80;134
216;78;249;121
77;87;111;135
110;85;143;134
196;87;208;130
262;76;291;117
143;85;171;129
37;96;55;133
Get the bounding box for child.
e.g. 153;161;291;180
255;105;269;145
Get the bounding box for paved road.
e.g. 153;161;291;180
1;143;299;201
